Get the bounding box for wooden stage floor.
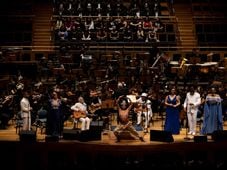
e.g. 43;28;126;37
1;117;227;170
1;116;227;145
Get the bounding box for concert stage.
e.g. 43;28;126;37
0;119;227;170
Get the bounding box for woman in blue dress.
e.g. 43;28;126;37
201;87;223;135
164;88;181;134
46;91;63;137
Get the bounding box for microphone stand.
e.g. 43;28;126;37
184;110;191;141
160;100;165;130
142;102;149;133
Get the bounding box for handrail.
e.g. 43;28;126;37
0;45;227;54
192;16;226;20
51;15;177;19
1;45;227;51
0;15;35;18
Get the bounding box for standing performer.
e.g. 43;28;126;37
113;95;144;142
183;86;201;135
134;93;152;133
164;88;181;134
20;90;32;131
201;87;223;135
46;91;63;137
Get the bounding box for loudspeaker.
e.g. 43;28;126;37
63;129;80;140
19;130;36;142
194;135;207;142
212;130;227;142
90;121;104;131
150;130;174;143
79;128;102;142
45;135;59;142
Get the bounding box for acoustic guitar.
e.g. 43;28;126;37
73;111;86;119
88;104;101;114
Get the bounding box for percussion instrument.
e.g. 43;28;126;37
169;61;179;66
196;62;218;74
126;95;137;103
52;68;65;75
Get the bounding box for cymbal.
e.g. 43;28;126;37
207;52;214;57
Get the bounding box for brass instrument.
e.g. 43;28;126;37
180;57;188;69
178;57;188;78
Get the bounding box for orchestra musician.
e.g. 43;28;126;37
71;96;91;131
134;93;152;133
0;94;14;129
88;88;103;119
113;95;144;142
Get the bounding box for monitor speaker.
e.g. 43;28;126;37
150;130;174;143
19;130;36;142
90;121;104;131
212;130;227;142
79;128;102;142
63;129;80;140
194;135;207;142
45;135;59;142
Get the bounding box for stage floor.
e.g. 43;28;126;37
1;116;227;145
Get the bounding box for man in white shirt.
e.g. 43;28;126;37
134;93;152;133
20;91;32;131
71;96;91;131
183;86;201;135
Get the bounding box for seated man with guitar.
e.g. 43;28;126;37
71;96;91;131
113;95;144;142
88;89;104;120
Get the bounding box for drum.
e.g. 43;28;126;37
171;67;179;74
170;61;180;74
126;95;137;103
200;66;209;74
198;62;218;74
169;61;179;66
177;64;192;78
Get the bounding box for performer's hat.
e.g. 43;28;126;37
141;93;148;97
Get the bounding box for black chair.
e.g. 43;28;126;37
34;108;47;134
15;111;23;134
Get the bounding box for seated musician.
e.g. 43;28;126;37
113;95;144;142
88;89;105;120
71;96;91;131
134;93;152;133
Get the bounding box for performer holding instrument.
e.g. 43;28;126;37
88;89;104;120
71;96;91;131
113;95;144;142
134;93;152;133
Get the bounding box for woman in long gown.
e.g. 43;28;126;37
164;88;181;134
201;87;223;135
